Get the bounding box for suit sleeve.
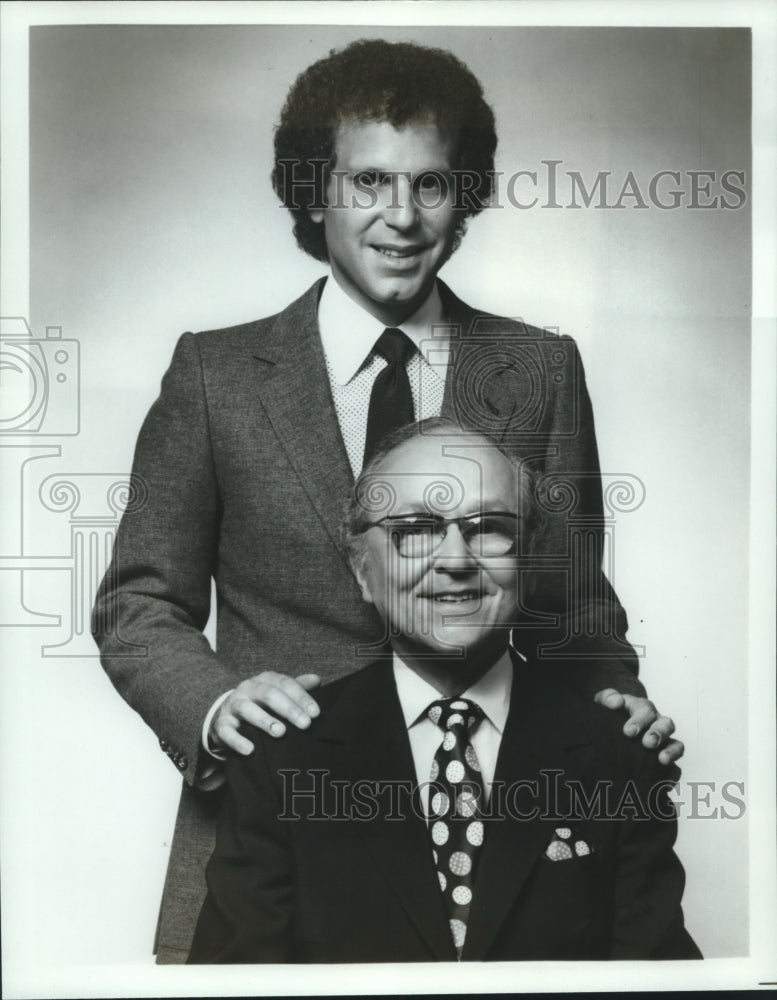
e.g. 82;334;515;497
520;335;645;698
610;753;702;958
187;734;294;963
92;332;239;786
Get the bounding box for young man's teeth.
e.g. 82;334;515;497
377;246;416;258
433;592;477;603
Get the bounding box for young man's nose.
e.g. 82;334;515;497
382;175;420;229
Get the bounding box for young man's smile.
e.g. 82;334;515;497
309;120;461;325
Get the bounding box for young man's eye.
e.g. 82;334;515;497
353;170;377;187
353;170;392;188
416;172;442;191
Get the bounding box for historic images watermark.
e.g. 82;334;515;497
275;159;748;212
278;769;746;823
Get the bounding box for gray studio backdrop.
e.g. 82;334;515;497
21;24;749;962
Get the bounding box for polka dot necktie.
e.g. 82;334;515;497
362;328;415;465
426;698;486;959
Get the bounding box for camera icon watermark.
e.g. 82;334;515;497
0;317;80;435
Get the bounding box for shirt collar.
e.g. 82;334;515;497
318;274;448;387
393;649;513;736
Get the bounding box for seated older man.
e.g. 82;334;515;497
188;419;701;963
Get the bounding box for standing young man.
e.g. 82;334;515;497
93;39;681;962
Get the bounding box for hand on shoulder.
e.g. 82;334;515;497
210;672;322;755
594;688;684;765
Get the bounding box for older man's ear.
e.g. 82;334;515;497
349;552;375;605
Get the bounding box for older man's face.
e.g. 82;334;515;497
354;434;521;664
309;120;460;325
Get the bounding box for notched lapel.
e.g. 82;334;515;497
314;664;456;961
251;280;355;564
463;667;594;960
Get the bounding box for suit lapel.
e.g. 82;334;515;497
314;662;457;961
251;278;538;558
463;665;595;959
250;279;355;562
311;659;596;962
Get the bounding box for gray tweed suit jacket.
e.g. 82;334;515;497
93;277;644;962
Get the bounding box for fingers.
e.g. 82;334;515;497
619;697;682;761
620;696;658;737
593;687;626;711
212;697;292;751
212;714;258;756
255;671;322;725
641;713;676;749
212;671;322;753
642;715;685;764
295;673;322;692
658;738;685;765
599;691;684;764
624;703;678;755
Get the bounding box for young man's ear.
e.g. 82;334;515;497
309;206;324;224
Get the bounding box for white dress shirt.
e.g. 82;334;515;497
318;275;451;475
392;650;514;817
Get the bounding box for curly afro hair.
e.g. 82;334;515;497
271;38;498;261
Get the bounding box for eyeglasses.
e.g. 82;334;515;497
358;511;520;559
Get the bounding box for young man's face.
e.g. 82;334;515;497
309;120;461;325
353;434;521;672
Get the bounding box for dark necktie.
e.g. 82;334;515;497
362;327;415;466
426;698;487;959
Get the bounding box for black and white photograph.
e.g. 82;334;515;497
1;0;775;995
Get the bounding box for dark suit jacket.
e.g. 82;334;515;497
188;659;700;963
93;278;644;961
